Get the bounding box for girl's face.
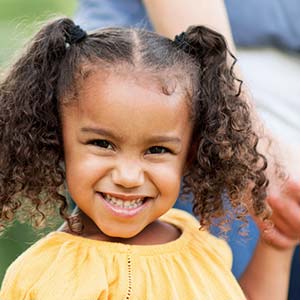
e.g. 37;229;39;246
61;70;193;241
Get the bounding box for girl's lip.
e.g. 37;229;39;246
97;192;151;218
100;191;152;201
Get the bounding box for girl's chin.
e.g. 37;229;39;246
95;226;145;243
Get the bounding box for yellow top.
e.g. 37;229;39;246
0;209;245;300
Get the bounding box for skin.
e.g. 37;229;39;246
61;70;193;245
143;0;235;52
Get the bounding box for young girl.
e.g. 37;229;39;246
0;17;269;299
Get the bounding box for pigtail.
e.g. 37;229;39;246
179;26;269;229
0;18;82;232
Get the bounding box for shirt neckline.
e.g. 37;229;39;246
48;209;195;255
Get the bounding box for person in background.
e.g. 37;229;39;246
75;1;300;299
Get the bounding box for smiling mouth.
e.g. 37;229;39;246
101;193;148;209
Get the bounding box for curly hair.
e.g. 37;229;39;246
0;17;269;234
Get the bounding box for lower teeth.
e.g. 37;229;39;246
106;198;143;209
112;202;138;208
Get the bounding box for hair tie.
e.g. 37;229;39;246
65;25;87;46
173;32;190;52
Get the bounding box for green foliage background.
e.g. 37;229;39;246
0;0;76;284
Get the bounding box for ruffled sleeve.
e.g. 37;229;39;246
0;235;110;300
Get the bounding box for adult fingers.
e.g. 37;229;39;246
267;191;300;235
267;203;300;240
282;180;300;203
260;220;299;250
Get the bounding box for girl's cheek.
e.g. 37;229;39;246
150;164;182;187
66;154;110;178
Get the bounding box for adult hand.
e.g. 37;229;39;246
255;180;300;249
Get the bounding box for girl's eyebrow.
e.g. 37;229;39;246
81;127;121;141
146;136;182;145
81;127;182;145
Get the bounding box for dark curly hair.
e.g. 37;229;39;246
0;17;269;234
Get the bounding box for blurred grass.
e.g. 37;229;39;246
0;0;76;284
0;0;77;66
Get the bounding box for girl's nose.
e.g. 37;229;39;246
111;160;145;188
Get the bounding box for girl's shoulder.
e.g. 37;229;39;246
0;231;112;299
162;208;233;268
0;233;67;299
2;232;69;269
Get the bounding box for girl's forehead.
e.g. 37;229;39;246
62;68;193;141
78;66;191;100
65;68;190;119
68;67;193;124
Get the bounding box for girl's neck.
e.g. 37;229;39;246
59;208;181;245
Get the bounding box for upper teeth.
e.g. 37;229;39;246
103;193;144;209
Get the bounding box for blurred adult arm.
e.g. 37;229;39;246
239;181;300;300
143;0;235;51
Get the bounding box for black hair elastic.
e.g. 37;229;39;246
173;32;190;53
65;25;87;46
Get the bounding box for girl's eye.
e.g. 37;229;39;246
147;146;170;154
88;139;113;149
